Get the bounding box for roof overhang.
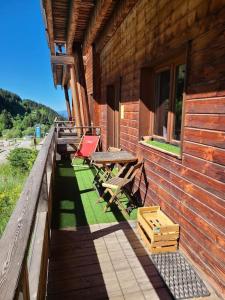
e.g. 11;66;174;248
41;0;136;87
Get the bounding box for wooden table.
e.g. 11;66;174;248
90;150;137;164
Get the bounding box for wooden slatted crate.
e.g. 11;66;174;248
137;206;179;254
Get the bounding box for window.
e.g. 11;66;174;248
153;62;186;145
139;54;186;156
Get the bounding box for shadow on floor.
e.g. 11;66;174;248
48;159;173;299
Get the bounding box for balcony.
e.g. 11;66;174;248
0;122;219;300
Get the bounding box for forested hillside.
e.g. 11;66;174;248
0;88;63;138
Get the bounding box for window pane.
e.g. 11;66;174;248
173;64;186;140
154;70;170;138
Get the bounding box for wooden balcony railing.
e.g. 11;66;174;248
55;121;101;137
0;123;102;300
55;120;101;149
0;127;56;300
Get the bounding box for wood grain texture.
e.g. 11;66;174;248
185;98;225;114
51;55;74;65
91;0;225;296
66;0;81;55
183;141;225;166
43;0;55;55
64;85;72;120
82;0;117;55
70;66;82;127
183;128;225;149
185;114;225;131
95;0;137;53
28;213;48;300
0;128;55;300
90;150;137;164
74;45;91;126
183;153;225;183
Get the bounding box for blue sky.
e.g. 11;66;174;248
0;1;65;111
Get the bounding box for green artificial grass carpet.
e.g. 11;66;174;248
52;159;137;229
145;140;181;155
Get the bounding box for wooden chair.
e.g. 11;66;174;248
72;134;100;167
98;160;143;216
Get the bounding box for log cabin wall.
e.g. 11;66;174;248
85;0;225;296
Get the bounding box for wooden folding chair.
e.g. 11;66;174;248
98;160;143;216
72;134;100;167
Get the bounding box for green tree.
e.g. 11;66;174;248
5;128;22;139
0;110;13;129
22;114;34;128
23;127;34;136
7;148;38;172
0;88;64;138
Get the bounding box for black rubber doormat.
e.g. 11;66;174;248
151;252;210;299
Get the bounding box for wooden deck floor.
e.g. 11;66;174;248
47;221;173;300
47;221;220;300
47;161;221;300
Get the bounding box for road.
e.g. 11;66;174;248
0;139;34;165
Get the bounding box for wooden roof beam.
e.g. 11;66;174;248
43;0;55;55
66;0;81;55
62;66;70;87
82;0;117;55
95;0;137;53
51;55;75;65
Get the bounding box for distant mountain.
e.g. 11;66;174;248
57;110;68;119
0;88;64;138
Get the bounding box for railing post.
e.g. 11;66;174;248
15;263;30;300
21;264;30;300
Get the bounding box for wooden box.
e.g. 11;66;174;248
137;206;179;253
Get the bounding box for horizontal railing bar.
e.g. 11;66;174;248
0;127;55;300
54;120;74;123
56;126;101;129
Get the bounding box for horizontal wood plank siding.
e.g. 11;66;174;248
183;141;225;165
185;114;225;131
185;98;225;114
183;128;225;149
85;0;225;296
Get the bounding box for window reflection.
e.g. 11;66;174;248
154;70;170;138
173;64;186;141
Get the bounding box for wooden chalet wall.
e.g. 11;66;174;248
85;46;101;127
85;0;225;296
85;47;93;96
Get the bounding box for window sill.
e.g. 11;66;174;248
139;140;182;160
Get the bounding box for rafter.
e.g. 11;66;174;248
66;0;81;55
64;85;72;120
70;66;82;127
43;0;55;55
51;55;74;65
74;45;91;126
62;66;70;87
82;0;117;55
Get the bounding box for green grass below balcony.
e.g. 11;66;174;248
145;140;181;155
52;159;137;229
0;163;27;236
